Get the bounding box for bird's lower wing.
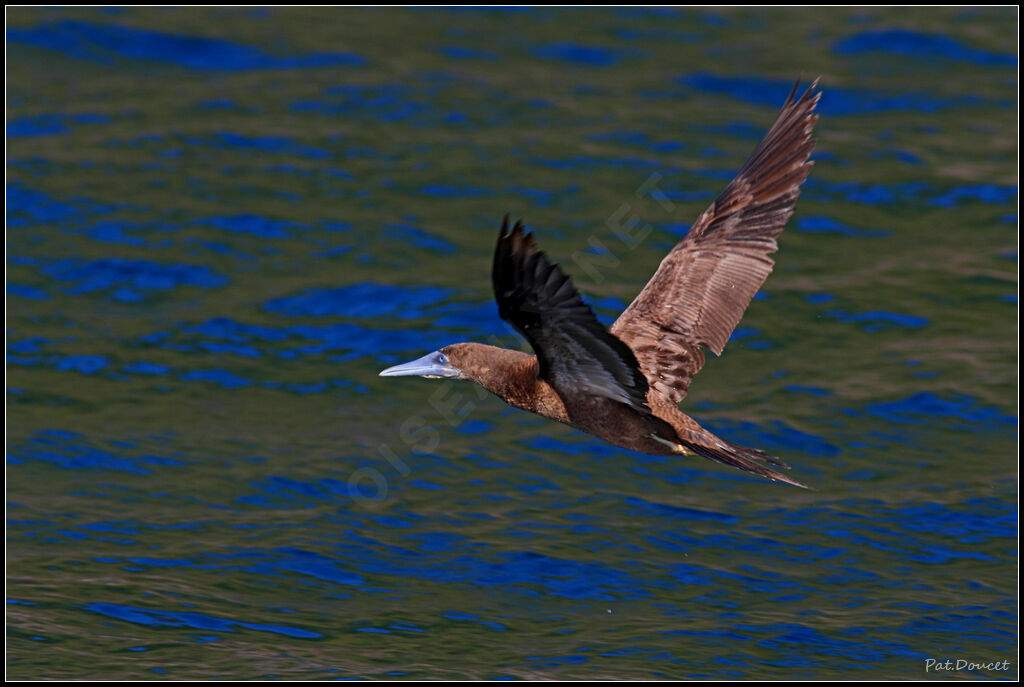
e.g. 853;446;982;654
493;216;653;412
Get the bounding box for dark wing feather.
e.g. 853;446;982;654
612;78;820;405
493;216;651;411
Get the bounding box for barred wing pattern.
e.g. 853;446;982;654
612;79;820;405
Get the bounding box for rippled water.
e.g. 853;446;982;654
7;7;1017;680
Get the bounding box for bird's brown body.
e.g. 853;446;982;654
381;79;821;489
440;341;804;487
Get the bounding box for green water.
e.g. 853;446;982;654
7;6;1018;680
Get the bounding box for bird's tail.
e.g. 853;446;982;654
684;435;813;490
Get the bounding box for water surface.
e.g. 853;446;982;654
7;6;1017;680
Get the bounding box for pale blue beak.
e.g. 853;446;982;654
379;350;460;379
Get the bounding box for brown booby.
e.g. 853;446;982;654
381;79;820;488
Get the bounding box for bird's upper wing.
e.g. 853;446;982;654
493;216;651;412
611;79;820;405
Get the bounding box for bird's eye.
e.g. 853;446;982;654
437;353;448;364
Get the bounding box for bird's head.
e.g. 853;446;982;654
379;344;465;380
379;343;532;389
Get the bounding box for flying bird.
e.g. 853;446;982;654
381;79;820;488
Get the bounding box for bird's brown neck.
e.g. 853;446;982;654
446;343;568;422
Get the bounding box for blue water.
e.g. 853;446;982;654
7;7;1017;680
